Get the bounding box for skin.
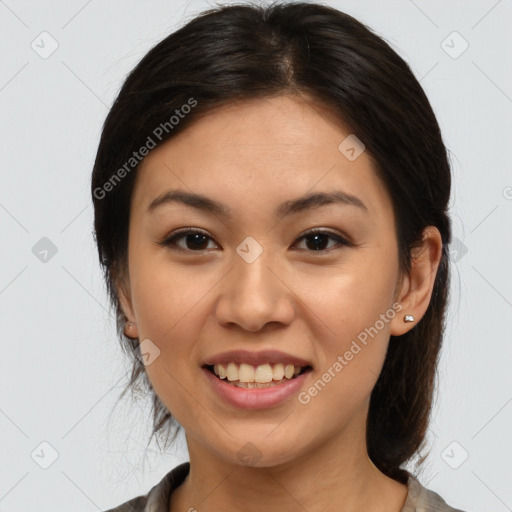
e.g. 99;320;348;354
116;94;443;512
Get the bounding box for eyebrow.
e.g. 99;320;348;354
147;188;368;219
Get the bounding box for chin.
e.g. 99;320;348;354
210;434;305;469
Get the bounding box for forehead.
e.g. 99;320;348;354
131;95;392;222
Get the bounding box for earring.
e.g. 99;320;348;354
126;321;136;329
403;314;415;323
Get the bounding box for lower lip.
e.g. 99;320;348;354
202;367;311;410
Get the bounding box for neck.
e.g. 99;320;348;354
169;405;408;512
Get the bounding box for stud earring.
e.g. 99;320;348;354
403;314;415;323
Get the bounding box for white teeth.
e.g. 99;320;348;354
217;363;226;379
226;362;238;381
238;363;255;383
232;381;284;388
211;362;305;384
272;363;285;380
254;364;273;383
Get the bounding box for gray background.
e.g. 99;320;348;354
1;0;511;510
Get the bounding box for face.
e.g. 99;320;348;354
117;94;406;467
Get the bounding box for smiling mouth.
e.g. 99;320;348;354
204;363;313;388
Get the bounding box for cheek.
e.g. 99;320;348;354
128;259;218;425
299;251;397;398
300;253;397;342
130;254;213;340
297;280;394;433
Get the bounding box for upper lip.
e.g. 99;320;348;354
203;349;312;368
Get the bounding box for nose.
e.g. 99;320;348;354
214;248;295;332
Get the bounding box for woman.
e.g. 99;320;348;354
92;2;468;511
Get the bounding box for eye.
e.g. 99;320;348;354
293;228;352;252
158;227;352;253
159;228;217;252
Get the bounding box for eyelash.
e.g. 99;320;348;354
158;227;352;254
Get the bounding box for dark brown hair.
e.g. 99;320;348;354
91;1;451;484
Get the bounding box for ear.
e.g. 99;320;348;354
390;226;443;336
113;265;139;339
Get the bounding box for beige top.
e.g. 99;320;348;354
103;462;468;512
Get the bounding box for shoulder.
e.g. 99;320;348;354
102;462;190;512
402;473;469;512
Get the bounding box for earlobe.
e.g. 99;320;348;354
113;270;139;339
390;226;443;336
124;320;138;339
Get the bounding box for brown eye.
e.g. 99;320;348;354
294;229;351;252
159;227;351;254
160;228;217;252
